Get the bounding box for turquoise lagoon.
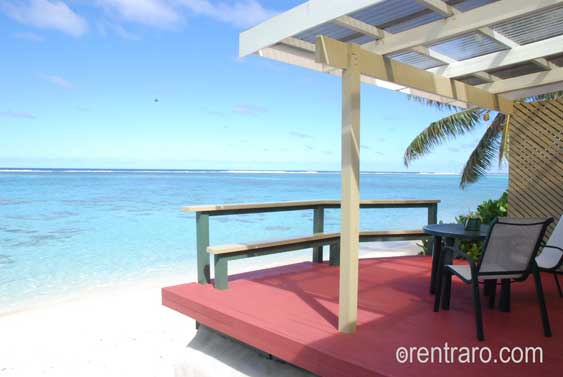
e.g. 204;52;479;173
0;169;507;311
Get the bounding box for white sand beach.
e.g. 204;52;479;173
0;242;419;377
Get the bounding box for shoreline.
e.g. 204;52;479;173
0;242;419;377
0;241;420;317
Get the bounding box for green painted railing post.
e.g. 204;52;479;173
329;243;340;266
427;204;438;225
427;204;438;257
214;256;228;290
196;213;210;284
313;207;324;263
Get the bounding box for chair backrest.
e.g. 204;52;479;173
546;215;563;250
477;217;553;279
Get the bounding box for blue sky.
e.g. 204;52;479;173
0;0;504;173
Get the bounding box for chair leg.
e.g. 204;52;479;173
554;273;563;298
488;279;497;309
442;270;452;310
471;279;485;341
533;266;552;337
434;268;444;312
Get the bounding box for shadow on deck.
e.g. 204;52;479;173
162;256;563;377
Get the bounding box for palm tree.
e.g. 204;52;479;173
403;91;563;188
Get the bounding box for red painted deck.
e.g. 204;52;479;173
162;256;563;377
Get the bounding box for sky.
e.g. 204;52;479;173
0;0;506;173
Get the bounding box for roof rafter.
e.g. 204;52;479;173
428;35;563;78
333;13;500;83
413;0;453;17
477;67;563;94
362;0;563;56
334;16;383;39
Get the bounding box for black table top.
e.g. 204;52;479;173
423;223;489;241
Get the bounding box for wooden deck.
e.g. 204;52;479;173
162;256;563;377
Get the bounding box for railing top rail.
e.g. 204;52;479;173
183;199;440;214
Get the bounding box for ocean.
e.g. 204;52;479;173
0;169;508;311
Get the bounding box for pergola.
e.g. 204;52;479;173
239;0;563;333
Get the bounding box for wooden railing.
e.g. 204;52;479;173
183;199;440;284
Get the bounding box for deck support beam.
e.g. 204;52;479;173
338;43;362;333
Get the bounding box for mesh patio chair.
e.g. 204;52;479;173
434;217;553;341
536;215;563;297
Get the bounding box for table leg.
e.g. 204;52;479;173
440;238;455;309
430;236;442;294
499;279;511;312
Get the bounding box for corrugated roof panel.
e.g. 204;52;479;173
349;0;430;28
385;11;443;33
447;0;498;12
295;23;361;44
429;32;507;60
492;5;563;45
457;76;489;86
346;35;377;45
387;51;445;69
488;62;547;80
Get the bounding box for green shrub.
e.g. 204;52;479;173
455;190;508;259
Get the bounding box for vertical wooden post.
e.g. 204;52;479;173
338;44;361;333
313;207;325;263
196;213;210;284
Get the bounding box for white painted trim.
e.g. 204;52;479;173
477;67;563;94
239;0;386;57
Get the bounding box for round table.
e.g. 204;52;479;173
423;223;489;295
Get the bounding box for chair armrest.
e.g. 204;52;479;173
444;245;476;264
443;246;478;276
544;244;563;253
537;245;563;270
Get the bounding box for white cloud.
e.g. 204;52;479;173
42;74;73;89
180;0;277;28
0;0;87;37
233;104;268;116
0;111;36;119
13;31;44;42
98;0;180;28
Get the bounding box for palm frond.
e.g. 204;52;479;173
498;114;510;167
407;95;465;112
404;107;485;166
460;113;506;188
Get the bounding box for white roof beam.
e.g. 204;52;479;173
428;35;563;78
362;0;563;55
477;67;563;94
412;46;499;82
334;16;384;39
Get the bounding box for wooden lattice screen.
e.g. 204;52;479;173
508;98;563;234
